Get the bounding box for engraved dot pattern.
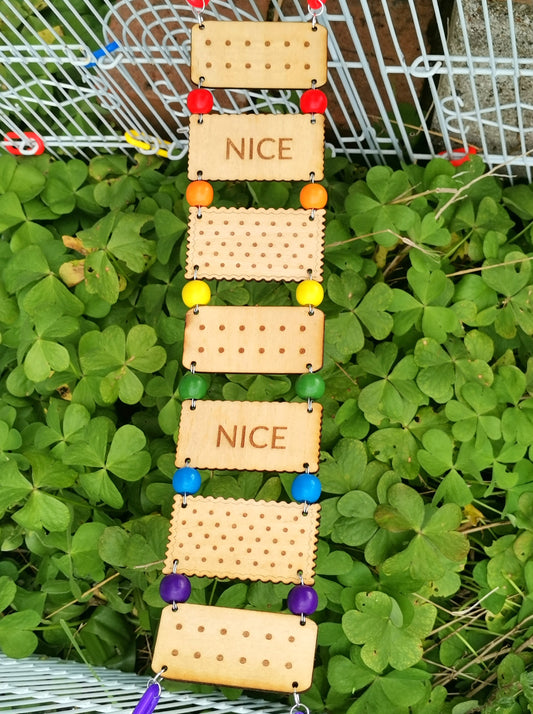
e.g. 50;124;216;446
190;22;328;89
185;207;325;282
152;602;318;693
182;305;325;374
163;495;320;584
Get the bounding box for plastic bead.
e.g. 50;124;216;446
288;585;319;615
187;88;214;114
300;183;328;209
187;0;212;7
300;89;328;114
296;280;324;307
160;573;192;603
291;472;322;504
295;372;325;400
179;372;208;400
185;180;214;207
132;682;161;714
182;280;211;307
172;465;202;495
308;0;326;8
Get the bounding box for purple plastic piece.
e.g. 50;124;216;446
132;682;161;714
287;584;319;616
159;573;192;604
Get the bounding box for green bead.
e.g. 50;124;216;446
295;372;325;400
179;372;208;400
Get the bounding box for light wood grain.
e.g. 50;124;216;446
188;114;325;181
185;207;325;281
175;400;322;472
190;22;328;89
164;495;320;584
152;603;317;692
182;306;324;374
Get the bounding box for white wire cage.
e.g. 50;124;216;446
0;653;289;713
2;0;533;180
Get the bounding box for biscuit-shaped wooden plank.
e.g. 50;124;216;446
164;495;320;584
175;400;322;472
152;603;317;692
188;114;325;181
190;21;328;89
185;207;325;282
182;306;324;374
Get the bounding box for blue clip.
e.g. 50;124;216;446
85;41;120;68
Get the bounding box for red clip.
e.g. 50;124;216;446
438;145;477;167
4;131;45;156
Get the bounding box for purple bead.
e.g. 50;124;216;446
159;573;191;604
287;585;318;615
132;683;161;714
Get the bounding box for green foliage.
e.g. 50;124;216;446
2;151;533;712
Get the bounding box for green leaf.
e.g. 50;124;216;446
0;576;16;612
342;592;436;673
71;522;106;581
0;192;26;231
84;250;120;304
24;339;70;382
0;610;40;658
320;439;367;494
107;213;154;272
106;425;151;481
13;490;71;532
333;491;378;546
375;483;424;532
0;461;32;515
328;654;375;694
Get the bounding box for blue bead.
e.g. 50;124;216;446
172;466;201;495
291;472;321;504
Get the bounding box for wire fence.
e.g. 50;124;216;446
0;653;289;713
1;0;533;179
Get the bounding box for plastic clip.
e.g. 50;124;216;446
85;41;120;68
4;131;45;156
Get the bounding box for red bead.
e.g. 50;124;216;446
187;0;211;8
300;89;328;114
308;0;326;9
187;88;214;114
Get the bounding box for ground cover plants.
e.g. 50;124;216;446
1;150;533;713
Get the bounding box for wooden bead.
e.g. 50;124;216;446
300;183;328;209
296;280;324;307
182;280;211;307
300;89;328;114
187;88;214;114
185;180;214;207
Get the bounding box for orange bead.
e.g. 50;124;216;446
185;180;214;207
300;183;328;209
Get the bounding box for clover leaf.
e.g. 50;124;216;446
343;591;436;673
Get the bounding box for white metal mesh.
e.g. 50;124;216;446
0;653;288;713
1;0;533;177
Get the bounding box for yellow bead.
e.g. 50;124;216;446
296;280;324;307
182;280;211;307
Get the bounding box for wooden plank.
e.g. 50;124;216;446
190;21;328;89
175;400;322;472
182;306;324;374
185;207;325;282
164;495;320;584
188;114;325;181
152;603;317;692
